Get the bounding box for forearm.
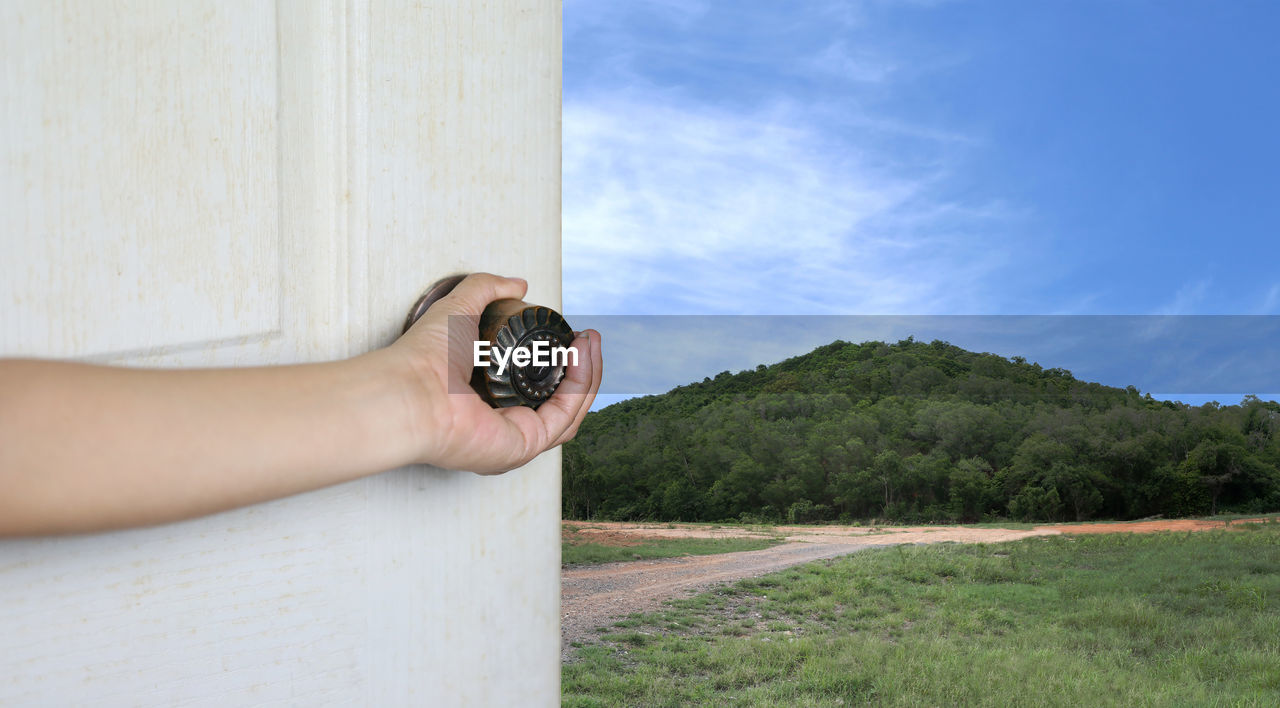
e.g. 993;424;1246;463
0;274;601;537
0;353;417;536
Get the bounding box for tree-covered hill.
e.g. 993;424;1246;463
563;338;1280;523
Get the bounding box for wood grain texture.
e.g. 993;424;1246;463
0;0;563;704
0;1;282;362
364;0;563;703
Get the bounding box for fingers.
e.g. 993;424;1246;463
549;331;602;447
491;329;601;467
434;273;528;318
528;329;602;448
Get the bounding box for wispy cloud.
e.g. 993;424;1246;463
1156;278;1212;315
564;0;708;34
1132;278;1213;341
564;97;1023;317
562;1;1035;317
1261;283;1280;314
807;41;897;83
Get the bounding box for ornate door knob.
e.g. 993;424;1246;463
404;275;575;409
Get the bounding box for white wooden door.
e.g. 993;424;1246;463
0;1;562;704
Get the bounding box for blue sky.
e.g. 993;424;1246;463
562;1;1280;403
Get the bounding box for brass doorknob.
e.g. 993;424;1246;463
403;274;575;410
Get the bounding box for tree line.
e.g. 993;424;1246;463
563;339;1280;523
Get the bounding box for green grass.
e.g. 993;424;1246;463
564;522;1280;706
562;533;783;566
1203;511;1280;523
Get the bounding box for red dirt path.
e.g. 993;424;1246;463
560;516;1276;658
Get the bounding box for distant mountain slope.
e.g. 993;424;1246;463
564;338;1280;523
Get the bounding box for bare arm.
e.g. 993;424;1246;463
0;274;602;536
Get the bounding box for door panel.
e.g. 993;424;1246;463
363;2;563;703
1;1;282;360
0;1;562;704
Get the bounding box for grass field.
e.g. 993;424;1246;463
562;524;783;566
564;522;1280;706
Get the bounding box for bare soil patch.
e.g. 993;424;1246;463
561;542;873;659
1047;517;1275;534
562;525;668;548
561;516;1276;659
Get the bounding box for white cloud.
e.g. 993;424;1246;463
561;0;1031;317
563;93;1018;316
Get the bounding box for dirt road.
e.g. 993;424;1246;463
562;541;876;654
561;517;1273;655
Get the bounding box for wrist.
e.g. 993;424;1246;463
344;349;431;472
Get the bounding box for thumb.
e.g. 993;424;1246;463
435;273;529;318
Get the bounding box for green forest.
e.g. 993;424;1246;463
563;339;1280;523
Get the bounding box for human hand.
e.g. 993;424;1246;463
386;273;602;473
0;272;597;534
